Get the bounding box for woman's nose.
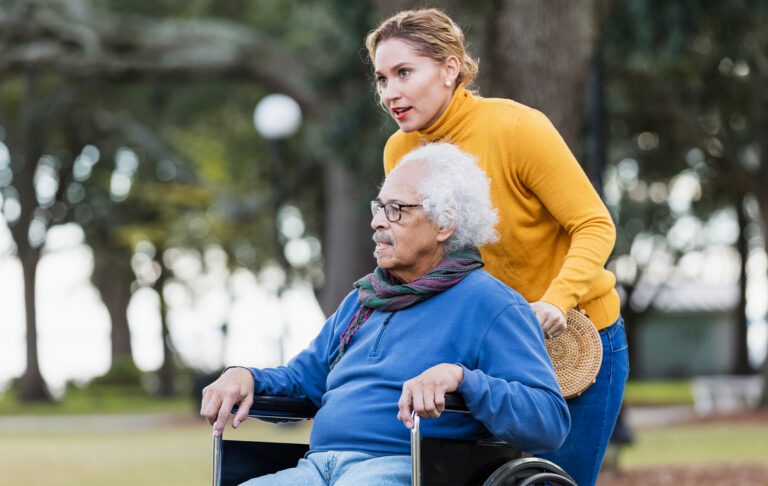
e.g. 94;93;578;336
381;82;399;102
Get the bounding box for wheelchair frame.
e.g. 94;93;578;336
211;394;575;486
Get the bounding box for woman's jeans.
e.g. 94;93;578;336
239;450;411;486
540;316;629;486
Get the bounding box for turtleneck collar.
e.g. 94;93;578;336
416;83;476;143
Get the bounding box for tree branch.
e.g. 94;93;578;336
0;0;321;117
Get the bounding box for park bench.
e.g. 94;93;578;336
691;375;764;415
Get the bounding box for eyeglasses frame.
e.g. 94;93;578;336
370;200;423;222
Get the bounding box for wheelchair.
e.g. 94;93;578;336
211;393;576;486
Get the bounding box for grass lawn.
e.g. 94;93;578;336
0;386;192;415
623;379;694;406
0;415;312;486
2;380;764;485
619;420;768;467
2;412;766;485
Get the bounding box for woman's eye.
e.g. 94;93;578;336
399;69;410;78
377;76;387;86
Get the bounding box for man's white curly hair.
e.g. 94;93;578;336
394;143;499;253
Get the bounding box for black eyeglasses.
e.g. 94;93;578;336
371;200;422;222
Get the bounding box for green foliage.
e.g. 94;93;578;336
89;357;143;387
601;0;768;303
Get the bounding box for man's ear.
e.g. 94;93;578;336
436;224;456;243
436;206;457;242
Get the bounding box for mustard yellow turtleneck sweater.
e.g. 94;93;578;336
383;88;620;329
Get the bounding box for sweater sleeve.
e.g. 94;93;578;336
514;110;616;315
247;292;355;407
456;302;570;453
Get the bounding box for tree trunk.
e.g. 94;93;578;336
17;245;50;401
485;0;599;151
107;276;134;365
733;196;752;374
13;74;51;402
319;162;376;316
154;249;176;396
97;257;139;381
586;47;607;194
621;284;643;377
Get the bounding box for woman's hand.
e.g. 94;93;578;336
530;301;567;339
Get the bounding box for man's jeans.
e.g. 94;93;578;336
239;450;411;486
540;316;630;486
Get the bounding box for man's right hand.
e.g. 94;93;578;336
200;367;255;437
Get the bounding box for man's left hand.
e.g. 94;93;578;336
398;363;464;428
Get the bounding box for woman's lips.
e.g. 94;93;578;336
393;107;411;120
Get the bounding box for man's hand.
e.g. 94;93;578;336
530;301;567;339
398;363;464;428
200;367;255;437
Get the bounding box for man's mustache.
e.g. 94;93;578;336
372;231;395;247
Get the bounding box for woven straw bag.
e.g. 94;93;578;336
545;309;603;399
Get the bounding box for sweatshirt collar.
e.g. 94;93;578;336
417;83;475;142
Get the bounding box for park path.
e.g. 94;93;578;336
0;412;199;432
0;405;704;432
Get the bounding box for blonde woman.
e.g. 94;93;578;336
365;9;628;486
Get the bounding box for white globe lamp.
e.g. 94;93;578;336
253;94;302;140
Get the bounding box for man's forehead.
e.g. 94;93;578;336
379;163;425;200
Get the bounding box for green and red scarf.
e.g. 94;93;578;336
330;248;484;369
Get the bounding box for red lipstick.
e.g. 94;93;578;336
392;107;411;120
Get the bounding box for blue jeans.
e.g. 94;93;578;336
540;316;629;486
239;450;411;486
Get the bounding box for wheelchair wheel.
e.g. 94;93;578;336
482;457;577;486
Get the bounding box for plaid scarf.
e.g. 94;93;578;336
330;248;484;369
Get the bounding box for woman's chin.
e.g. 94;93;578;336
393;117;421;133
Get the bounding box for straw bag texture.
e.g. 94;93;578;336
545;309;603;399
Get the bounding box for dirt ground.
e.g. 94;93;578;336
597;463;768;486
596;409;768;486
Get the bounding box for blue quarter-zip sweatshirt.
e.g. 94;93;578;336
248;269;570;455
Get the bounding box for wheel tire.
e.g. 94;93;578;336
482;457;577;486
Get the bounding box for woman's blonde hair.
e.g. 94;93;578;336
365;8;479;88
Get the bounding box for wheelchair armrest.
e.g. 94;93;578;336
444;392;469;413
235;392;464;420
233;395;319;420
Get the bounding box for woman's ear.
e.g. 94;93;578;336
444;55;460;84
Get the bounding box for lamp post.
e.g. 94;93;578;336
253;94;302;365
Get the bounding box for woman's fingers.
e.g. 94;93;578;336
530;301;567;338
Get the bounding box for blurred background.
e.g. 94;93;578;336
0;0;767;485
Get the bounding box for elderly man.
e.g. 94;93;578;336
200;143;570;486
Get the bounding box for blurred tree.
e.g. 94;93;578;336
0;0;321;397
5;0;686;400
0;75;61;401
601;0;768;377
